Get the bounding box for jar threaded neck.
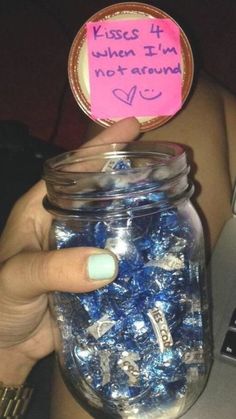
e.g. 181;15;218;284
43;142;192;217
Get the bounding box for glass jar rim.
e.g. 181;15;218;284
43;141;185;178
43;141;191;217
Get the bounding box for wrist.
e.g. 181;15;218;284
0;350;34;418
0;348;34;385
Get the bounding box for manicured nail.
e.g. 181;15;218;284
87;253;117;281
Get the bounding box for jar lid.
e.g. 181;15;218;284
68;2;194;132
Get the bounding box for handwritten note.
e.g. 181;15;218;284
86;19;182;119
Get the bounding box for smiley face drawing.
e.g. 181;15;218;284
112;85;162;106
139;88;162;100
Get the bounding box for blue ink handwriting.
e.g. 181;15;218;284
92;23;165;42
112;86;137;106
139;89;162;100
150;24;164;38
93;25;140;41
112;85;162;105
95;63;181;78
144;45;177;56
91;44;177;60
92;47;135;59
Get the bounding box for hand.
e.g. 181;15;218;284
0;118;140;385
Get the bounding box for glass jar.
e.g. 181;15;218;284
43;141;211;419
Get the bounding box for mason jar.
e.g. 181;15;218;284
43;141;211;419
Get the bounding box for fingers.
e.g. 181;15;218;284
0;181;50;261
0;247;118;300
48;117;140;174
84;117;140;147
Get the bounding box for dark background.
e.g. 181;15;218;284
0;0;236;149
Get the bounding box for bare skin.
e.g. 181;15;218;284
50;73;236;419
0;118;140;386
0;73;235;419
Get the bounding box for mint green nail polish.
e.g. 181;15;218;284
87;253;116;281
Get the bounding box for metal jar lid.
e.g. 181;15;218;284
68;2;194;132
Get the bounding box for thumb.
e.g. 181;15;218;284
0;248;118;300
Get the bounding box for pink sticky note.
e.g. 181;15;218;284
86;19;182;119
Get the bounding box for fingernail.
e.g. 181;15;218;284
87;253;117;281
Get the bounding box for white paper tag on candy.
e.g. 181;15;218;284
148;306;173;352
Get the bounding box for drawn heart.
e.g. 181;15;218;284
112;85;137;106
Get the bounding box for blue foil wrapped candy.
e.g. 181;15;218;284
44;144;211;418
